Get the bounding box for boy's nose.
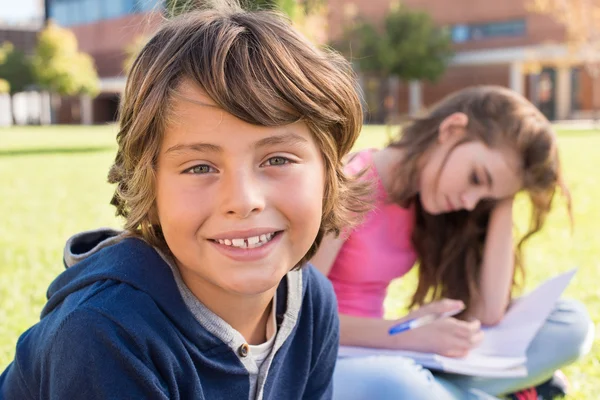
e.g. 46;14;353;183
220;171;266;218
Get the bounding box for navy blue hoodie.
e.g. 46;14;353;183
0;229;339;399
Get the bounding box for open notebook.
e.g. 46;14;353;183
338;269;577;378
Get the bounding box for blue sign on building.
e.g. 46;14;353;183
46;0;162;27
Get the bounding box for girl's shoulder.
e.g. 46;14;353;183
343;148;378;176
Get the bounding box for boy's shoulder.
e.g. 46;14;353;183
38;236;197;347
302;263;336;302
47;235;178;319
35;233;218;355
297;263;338;323
5;235;228;399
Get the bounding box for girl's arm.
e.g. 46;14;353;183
466;197;515;326
340;300;482;358
311;232;483;357
310;234;345;276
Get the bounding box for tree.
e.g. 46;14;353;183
338;7;453;81
529;0;600;119
333;5;454;122
0;41;37;123
33;22;99;97
32;22;99;123
0;42;11;94
0;42;35;94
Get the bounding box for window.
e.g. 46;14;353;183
451;19;526;43
103;0;128;20
50;0;74;26
452;24;469;43
135;0;161;12
49;0;162;26
70;0;85;25
80;0;101;24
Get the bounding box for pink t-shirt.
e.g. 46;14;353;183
328;149;417;318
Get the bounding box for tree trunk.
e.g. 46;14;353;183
11;95;16;125
382;75;400;141
49;92;61;124
593;74;599;126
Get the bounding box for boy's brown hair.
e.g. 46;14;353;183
108;2;369;267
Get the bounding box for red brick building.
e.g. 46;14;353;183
0;25;40;55
48;0;592;123
46;0;162;123
329;0;591;122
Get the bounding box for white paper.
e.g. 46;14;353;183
338;269;577;377
474;268;577;358
338;346;528;377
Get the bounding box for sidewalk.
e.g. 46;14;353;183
552;119;600;130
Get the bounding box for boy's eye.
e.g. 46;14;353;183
184;164;215;174
470;171;481;185
264;156;290;166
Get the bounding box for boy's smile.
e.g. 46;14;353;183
154;80;325;324
207;228;284;262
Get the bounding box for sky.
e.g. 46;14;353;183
0;0;41;23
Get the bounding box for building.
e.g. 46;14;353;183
45;0;592;123
328;0;591;122
0;24;40;55
45;0;162;123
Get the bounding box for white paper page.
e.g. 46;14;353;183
438;353;526;370
338;346;527;377
339;346;524;369
434;363;528;378
474;269;577;358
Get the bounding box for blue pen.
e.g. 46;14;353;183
388;308;463;335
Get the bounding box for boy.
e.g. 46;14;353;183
0;2;369;399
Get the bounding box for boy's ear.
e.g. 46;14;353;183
438;112;469;144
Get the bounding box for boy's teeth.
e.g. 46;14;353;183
231;238;245;247
216;232;277;248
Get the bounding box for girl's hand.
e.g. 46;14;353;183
391;299;484;358
411;317;484;358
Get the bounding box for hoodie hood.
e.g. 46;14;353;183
42;229;205;339
62;228;124;269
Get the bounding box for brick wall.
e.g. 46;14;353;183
328;0;566;50
0;28;39;55
69;12;162;78
422;64;510;106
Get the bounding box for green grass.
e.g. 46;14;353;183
0;125;598;397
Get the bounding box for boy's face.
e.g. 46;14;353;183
155;81;325;297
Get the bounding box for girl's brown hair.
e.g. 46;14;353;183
108;2;370;268
388;85;569;310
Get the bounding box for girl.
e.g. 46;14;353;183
0;2;369;399
312;86;593;400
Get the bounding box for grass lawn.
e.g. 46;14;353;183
1;124;598;397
